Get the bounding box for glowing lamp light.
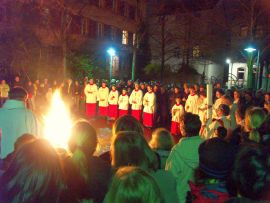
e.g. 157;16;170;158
244;47;257;53
107;48;115;56
226;58;231;64
44;90;72;149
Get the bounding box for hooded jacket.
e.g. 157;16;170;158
0;100;38;158
166;135;204;203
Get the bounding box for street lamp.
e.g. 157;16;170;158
226;58;233;89
244;46;260;89
107;48;115;82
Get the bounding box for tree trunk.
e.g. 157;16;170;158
161;15;165;81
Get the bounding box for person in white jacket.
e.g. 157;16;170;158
185;86;199;115
84;79;98;118
108;84;119;120
129;83;143;121
118;88;129;117
170;97;184;136
98;81;109;117
143;85;156;128
0;87;38;159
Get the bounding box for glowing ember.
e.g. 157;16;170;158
43;90;72;149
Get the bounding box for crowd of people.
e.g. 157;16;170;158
1;75;270;202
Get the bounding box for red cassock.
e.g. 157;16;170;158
99;106;108;116
170;121;180;136
132;110;142;121
143;112;154;127
108;105;118;118
86;103;96;118
119;109;128;117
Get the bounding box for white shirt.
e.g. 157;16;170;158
98;87;109;107
143;92;156;114
84;84;98;103
171;104;184;122
185;94;199;115
108;90;119;105
118;94;129;110
129;89;143;110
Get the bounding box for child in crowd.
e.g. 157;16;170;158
170;96;184;136
187;138;237;203
149;128;174;169
108;84;119;120
118;88;129;117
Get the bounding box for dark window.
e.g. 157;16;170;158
237;68;245;80
89;0;99;7
129;5;135;20
104;24;112;40
70;15;81;34
118;1;125;16
115;29;122;43
104;0;113;9
0;7;5;22
88;19;97;38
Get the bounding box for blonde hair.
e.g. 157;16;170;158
245;107;266;143
105;166;164;203
149;128;174;150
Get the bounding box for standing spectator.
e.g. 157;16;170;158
104;166;164;203
98;80;109;118
84;78;98;118
244;107;266;143
73;80;81;112
202;104;231;139
52;80;58;92
13;75;22;88
182;86;190;106
197;91;208;125
188;138;237;202
25;81;35;111
170;96;184;136
111;131;178;203
0;87;38;159
0;139;68;203
62;79;73;108
159;85;169;126
149;128;174;169
108;84;119;120
68;121;112;203
166;113;204;203
185;86;199;115
129;82;143;121
143;85;156;128
0;79;10;107
229;145;270;202
169;86;181;110
118;88;129;117
263;92;270;113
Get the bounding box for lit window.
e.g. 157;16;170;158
122;30;128;45
192;46;200;58
133;33;136;45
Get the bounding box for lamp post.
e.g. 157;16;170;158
244;47;260;90
107;48;115;82
226;58;233;89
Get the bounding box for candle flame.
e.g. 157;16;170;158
44;90;72;149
